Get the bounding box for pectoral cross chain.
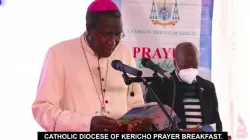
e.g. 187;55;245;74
95;105;110;116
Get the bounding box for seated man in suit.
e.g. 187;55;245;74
146;42;222;132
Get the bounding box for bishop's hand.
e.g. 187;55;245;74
90;116;120;132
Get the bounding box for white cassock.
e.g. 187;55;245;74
32;35;144;132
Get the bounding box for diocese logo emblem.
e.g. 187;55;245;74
149;0;180;27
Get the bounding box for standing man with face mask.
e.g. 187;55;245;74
145;42;222;132
32;0;152;132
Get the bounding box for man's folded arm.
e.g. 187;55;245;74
32;47;92;132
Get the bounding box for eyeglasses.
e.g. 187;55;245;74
88;23;125;41
98;32;125;42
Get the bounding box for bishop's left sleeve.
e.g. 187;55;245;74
127;82;145;111
126;57;145;111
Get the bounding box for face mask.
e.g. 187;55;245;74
175;61;198;84
178;68;198;84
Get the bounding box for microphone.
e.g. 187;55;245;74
141;58;172;79
111;60;143;77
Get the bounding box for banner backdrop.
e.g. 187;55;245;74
112;0;214;91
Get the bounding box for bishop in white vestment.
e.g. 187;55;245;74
32;35;144;132
32;0;146;132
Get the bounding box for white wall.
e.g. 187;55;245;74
231;0;250;139
211;0;233;135
212;0;250;139
0;0;92;139
0;0;248;139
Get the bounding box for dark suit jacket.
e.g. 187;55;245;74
145;71;223;132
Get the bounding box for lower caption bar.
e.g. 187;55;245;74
38;132;229;140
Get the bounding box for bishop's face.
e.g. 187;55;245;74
89;15;124;58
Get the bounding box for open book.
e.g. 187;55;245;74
118;102;181;131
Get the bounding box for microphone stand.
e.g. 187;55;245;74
122;73;163;85
152;71;176;132
122;73;180;132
